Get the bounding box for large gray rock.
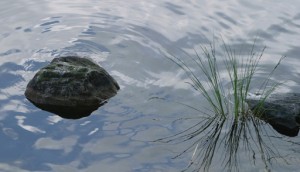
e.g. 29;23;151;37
25;56;119;119
246;93;300;137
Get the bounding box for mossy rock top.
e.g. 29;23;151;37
25;56;120;119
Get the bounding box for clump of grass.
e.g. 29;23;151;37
223;41;285;120
168;43;227;118
168;39;284;120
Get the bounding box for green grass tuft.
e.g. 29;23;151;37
167;38;285;121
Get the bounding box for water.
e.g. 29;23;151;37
1;0;300;171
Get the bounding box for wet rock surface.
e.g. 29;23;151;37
25;56;119;119
246;93;300;137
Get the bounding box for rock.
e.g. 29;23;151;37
246;93;300;137
25;56;119;119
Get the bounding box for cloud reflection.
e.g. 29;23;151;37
1;100;30;113
147;70;190;89
0;163;29;172
16;116;45;134
2;127;18;140
34;136;79;154
47;115;63;125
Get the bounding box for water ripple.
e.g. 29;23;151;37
0;0;300;171
0;49;21;56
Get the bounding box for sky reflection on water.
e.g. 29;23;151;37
0;0;300;171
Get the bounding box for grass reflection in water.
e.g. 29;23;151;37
155;114;280;171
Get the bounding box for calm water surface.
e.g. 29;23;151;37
1;0;300;171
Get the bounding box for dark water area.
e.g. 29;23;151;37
1;0;300;171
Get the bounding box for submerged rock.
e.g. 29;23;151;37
246;93;300;137
25;56;120;119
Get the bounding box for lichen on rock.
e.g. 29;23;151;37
25;56;120;119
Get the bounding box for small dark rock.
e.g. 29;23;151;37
247;93;300;137
25;56;119;119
